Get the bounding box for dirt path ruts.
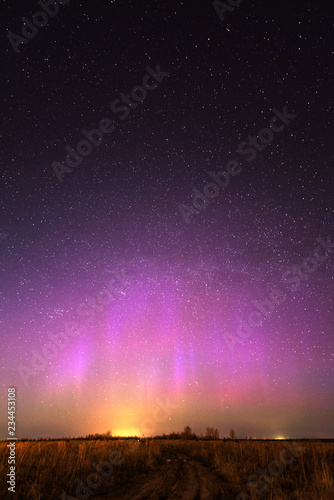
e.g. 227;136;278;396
95;452;238;500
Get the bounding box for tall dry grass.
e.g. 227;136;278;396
0;439;333;499
168;439;334;499
0;439;162;499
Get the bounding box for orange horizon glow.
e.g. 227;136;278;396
112;428;142;437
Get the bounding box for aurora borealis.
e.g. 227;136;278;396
0;0;333;440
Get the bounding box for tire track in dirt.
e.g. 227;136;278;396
96;452;238;499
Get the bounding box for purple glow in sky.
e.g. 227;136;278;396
0;0;333;440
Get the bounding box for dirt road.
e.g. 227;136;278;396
96;451;238;500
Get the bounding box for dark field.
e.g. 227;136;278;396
1;439;333;499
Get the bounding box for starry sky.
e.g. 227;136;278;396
0;0;333;439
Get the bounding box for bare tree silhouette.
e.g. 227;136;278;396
205;427;219;439
182;426;192;440
229;428;236;440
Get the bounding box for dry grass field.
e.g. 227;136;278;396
0;439;333;499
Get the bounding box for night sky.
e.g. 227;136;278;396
1;0;333;439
